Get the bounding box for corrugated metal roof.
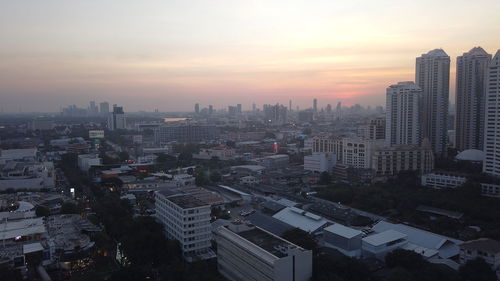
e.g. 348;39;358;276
272;207;327;233
324;223;362;239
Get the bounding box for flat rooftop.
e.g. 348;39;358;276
166;194;208;209
238;227;297;258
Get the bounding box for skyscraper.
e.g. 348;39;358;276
289;100;292;112
195;103;200;114
416;49;450;155
385;82;422;146
108;105;126;130
89;101;98;115
313;98;318;113
455;47;491;151
100;102;110;115
483;50;500;176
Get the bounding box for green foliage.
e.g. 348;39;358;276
459;258;497;281
118;151;129;162
319;171;331;185
383;249;459;281
313;252;371;281
282;228;317;251
209;171;222;183
385;249;426;271
35;205;50;217
60;202;82;214
318;180;500;240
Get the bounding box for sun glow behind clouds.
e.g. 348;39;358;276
0;0;500;111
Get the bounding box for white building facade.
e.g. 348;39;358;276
385;81;422;146
483;50;500;177
155;192;212;261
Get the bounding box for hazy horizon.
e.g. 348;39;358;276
1;0;500;112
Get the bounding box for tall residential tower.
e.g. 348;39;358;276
483;50;500;176
385;82;422;146
416;49;450;155
455;47;491;151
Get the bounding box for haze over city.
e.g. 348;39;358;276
1;0;500;112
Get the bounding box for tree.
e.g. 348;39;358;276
459;258;496;281
313;252;371;281
384;267;417;281
281;228;317;251
118;151;129;162
210;171;222;183
0;267;23;281
35;205;50;217
319;171;331;184
385;249;426;271
60;202;81;214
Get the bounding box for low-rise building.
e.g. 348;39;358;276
272;207;328;234
481;183;500;198
252;154;289;169
362;230;408;259
304;153;336;173
77;154;102;172
214;221;312;281
421;172;467;189
371;143;434;179
194;146;236;160
459;238;500;279
323;223;363;257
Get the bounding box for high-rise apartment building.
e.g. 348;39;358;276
195;103;200;114
99;102;110;115
107;105;126;130
89;101;98;115
416;49;450;155
365;117;386;140
483;50;500;176
313;98;318;113
455;47;492;151
385;81;422;146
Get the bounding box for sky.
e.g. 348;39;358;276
1;0;500;112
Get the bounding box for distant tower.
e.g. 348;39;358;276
289;100;292;112
416;49;450;155
252;103;256;112
385;82;422;146
195;103;200;114
108;105;126;130
336;102;342;119
483;50;500;176
89;101;98;115
237;104;242;114
455;47;491;151
313;99;318;113
99;102;110;115
208;105;214;115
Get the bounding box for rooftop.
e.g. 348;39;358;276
238;226;298;258
455;149;484;162
166;194;209;209
363;230;407;247
272;207;328;233
324;223;362;239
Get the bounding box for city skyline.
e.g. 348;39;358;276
1;0;500;112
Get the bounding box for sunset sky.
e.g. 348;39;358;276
1;0;500;112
